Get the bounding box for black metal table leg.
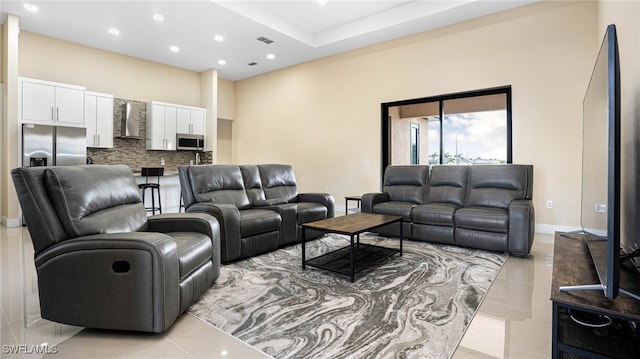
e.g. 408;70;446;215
350;234;355;283
302;227;306;269
400;220;403;256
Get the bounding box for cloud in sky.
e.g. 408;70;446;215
427;110;507;161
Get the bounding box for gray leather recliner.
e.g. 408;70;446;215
11;165;221;333
361;165;430;237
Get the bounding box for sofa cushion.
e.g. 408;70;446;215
187;165;251;210
258;164;299;201
426;165;468;207
465;165;532;209
412;203;459;226
296;202;328;224
167;231;213;281
240;209;282;237
239;165;267;204
372;201;415;220
455;207;509;233
383;165;429;204
44;165;147;238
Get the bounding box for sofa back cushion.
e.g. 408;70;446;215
240;165;267;204
258;164;299;202
465;164;533;209
12;167;69;254
44;165;147;238
426;165;469;207
383;165;429;204
184;165;251;209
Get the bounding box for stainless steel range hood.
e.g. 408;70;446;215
120;102;145;139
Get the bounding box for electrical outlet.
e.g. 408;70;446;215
546;200;553;209
595;203;607;213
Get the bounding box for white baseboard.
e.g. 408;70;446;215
535;223;581;235
2;216;21;228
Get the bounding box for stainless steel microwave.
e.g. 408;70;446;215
176;133;205;151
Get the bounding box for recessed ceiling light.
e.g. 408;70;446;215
108;28;120;36
24;3;38;12
266;53;276;60
218;59;226;65
318;0;329;6
214;34;224;42
153;14;164;21
169;46;180;52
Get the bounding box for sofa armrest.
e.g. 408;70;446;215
253;198;288;206
508;199;535;256
147;213;221;268
185;202;241;262
361;193;389;213
34;232;180;333
298;193;335;218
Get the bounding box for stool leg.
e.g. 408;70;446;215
141;188;147;214
157;187;162;214
151;188;156;215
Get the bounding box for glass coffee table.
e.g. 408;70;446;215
301;212;403;282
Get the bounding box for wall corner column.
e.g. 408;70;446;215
2;14;20;226
200;69;218;164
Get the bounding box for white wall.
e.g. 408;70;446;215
234;1;597;229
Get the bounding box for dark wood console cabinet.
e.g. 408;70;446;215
551;233;640;358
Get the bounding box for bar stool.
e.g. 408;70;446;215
139;167;164;215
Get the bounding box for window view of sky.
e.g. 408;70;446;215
428;110;507;164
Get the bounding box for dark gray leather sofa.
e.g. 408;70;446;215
362;164;534;256
179;164;335;262
11;165;221;333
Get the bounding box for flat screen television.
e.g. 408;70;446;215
561;24;639;301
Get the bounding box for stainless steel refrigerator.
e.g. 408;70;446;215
22;124;87;167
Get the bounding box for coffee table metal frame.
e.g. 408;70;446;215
301;212;403;282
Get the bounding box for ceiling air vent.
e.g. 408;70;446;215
257;36;274;44
248;62;259;66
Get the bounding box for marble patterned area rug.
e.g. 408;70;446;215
188;234;507;359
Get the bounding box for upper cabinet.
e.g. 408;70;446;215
85;92;114;148
176;107;205;135
20;77;85;127
147;102;178;150
147;101;205;150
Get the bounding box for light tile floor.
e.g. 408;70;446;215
1;225;554;358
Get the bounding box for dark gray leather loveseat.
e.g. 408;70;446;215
11;165;221;333
362;164;534;256
179;164;335;263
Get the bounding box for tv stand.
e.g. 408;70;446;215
551;233;640;358
560;284;640;302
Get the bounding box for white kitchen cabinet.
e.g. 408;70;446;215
85;92;114;148
147;102;177;150
176;107;205;135
20;78;85;127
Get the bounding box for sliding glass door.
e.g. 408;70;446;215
383;86;511;171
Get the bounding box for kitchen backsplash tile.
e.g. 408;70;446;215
87;98;212;172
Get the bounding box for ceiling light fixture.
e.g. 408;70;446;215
266;53;275;60
218;59;226;65
24;3;38;12
318;0;329;6
169;46;180;52
153;14;165;21
108;28;120;36
214;34;224;42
